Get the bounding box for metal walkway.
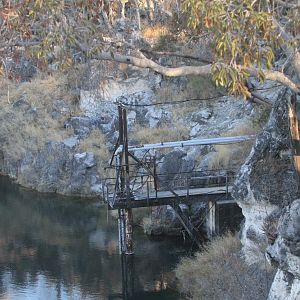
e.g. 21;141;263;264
103;170;235;210
103;106;254;254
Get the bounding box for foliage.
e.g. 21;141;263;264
175;232;275;300
1;0;299;98
0;0;119;76
182;0;299;96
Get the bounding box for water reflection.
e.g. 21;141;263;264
0;176;182;300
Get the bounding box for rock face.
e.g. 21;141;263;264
17;142;102;196
267;200;300;300
232;89;300;298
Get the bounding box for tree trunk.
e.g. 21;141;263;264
146;0;154;22
288;93;300;183
131;0;141;30
92;51;299;92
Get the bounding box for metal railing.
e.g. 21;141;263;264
102;168;237;207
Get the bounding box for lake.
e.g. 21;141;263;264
0;176;187;300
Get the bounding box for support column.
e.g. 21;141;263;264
118;208;126;254
117;106;134;255
170;203;202;249
121;253;134;299
118;208;133;255
125;208;133;255
206;200;218;238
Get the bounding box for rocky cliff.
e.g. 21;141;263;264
232;89;300;299
1;60;299;298
0;61;264;197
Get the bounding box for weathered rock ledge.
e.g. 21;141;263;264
233;89;300;299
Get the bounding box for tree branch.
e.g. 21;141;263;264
249;68;299;93
94;52;213;76
94;51;300;93
140;49;213;64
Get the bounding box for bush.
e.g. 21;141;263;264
175;233;275;300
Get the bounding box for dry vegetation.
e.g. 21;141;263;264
175;233;275;300
208;120;262;170
154;75;220;119
77;129;111;175
134;123;189;144
0;74;75;160
142;24;169;40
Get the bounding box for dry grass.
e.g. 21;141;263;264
186;74;220;99
155;86;176;104
0;74;74;160
142;25;169;39
0;73;76;112
134;124;189;144
175;233;275;300
208;121;261;169
165;75;219;118
77;129;111;175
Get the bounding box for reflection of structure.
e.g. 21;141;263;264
108;254;134;300
103;106;254;254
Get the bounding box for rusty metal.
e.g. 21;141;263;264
104;106;251;251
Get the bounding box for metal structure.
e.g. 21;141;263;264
103;105;255;254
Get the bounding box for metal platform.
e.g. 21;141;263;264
105;185;233;209
103;105;254;254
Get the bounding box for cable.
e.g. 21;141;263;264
115;84;281;107
254;84;282;91
115;93;226;107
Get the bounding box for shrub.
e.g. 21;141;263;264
175;233;275;300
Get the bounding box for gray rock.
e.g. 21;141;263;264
63;136;78;148
8;57;36;82
51;111;61;119
233;90;298;207
13;94;30;108
64;116;98;138
158;150;187;189
232;89;300;298
145;107;172;128
74;152;96;168
191;109;213;123
53;99;71;115
17;141;101;196
267;200;300;300
24;107;38;121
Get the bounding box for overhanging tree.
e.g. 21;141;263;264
1;0;300;175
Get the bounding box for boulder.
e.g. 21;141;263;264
17;141;102;196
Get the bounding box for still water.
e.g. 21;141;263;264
0;176;185;300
